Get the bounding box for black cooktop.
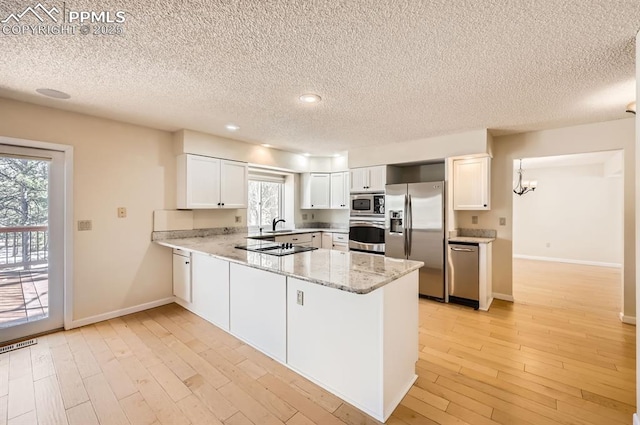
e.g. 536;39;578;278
235;241;318;256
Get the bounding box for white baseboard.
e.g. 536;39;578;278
492;293;514;302
513;254;621;268
619;312;636;325
633;413;639;425
65;297;176;330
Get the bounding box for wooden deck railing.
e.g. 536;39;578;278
0;225;48;270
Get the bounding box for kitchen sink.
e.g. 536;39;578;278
236;241;318;256
261;229;294;234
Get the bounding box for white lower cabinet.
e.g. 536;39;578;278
321;232;333;249
172;249;192;302
287;273;419;420
190;253;230;330
229;263;287;362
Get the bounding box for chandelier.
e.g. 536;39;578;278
513;159;537;196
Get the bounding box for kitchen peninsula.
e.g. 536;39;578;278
156;233;423;422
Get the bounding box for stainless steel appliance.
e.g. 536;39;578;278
447;242;479;309
236;241;318;256
350;193;385;217
385;182;445;299
348;218;385;254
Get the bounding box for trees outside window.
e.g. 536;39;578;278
248;180;283;228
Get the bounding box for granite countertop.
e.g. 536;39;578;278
448;236;495;244
248;228;348;239
157;233;422;294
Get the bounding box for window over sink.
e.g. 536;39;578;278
248;171;285;230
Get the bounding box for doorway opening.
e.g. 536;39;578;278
0;144;67;343
512;150;624;318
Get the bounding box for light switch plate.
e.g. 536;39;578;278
471;215;478;224
296;290;304;306
499;217;506;226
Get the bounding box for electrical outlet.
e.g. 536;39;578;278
546;242;551;248
117;207;127;218
77;220;92;231
302;213;308;220
311;213;315;220
296;290;304;306
499;217;506;226
471;215;478;224
235;215;241;223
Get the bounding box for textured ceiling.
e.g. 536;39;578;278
515;150;619;169
0;1;639;155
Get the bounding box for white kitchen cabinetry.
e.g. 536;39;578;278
275;233;313;247
287;272;418;421
189;253;230;330
330;172;349;208
452;157;491;210
229;263;287;362
311;232;322;248
301;173;331;209
350;166;386;192
322;232;333;249
332;233;349;251
172;249;191;302
177;154;248;209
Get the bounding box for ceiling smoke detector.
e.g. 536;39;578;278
36;88;70;99
299;94;321;104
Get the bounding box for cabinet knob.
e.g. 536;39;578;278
484;204;487;207
222;203;225;206
311;204;314;207
185;261;189;265
217;203;221;206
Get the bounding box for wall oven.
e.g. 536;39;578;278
350;193;385;217
349;218;385;254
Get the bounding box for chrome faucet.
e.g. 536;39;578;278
272;218;286;231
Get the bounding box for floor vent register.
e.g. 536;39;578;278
0;338;37;354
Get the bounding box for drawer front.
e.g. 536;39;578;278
333;233;348;243
275;233;313;244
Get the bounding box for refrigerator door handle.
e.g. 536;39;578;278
403;194;408;257
407;194;413;257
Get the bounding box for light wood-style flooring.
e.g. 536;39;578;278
0;259;635;424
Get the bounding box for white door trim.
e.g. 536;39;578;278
0;135;74;331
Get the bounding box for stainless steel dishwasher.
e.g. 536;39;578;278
447;242;479;309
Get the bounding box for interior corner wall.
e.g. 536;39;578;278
457;118;635;319
0;97;175;321
512;163;623;265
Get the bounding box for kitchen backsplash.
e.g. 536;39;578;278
152;226;247;241
456;228;497;238
296;222;348;230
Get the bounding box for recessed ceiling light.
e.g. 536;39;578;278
333;154;341;158
262;144;271;147
225;124;240;131
35;88;70;99
299;94;321;104
303;153;311;157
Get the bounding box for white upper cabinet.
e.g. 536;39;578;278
301;173;331;209
452;156;491;210
350;166;386;192
177;154;248;209
220;160;248;209
330;172;349;209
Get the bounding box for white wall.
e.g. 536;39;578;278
457;118;635;319
348;129;490;168
513;163;623;266
0;98;175;322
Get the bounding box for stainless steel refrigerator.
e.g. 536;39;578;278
385;182;445;299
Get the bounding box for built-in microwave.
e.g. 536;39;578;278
350;193;385;216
